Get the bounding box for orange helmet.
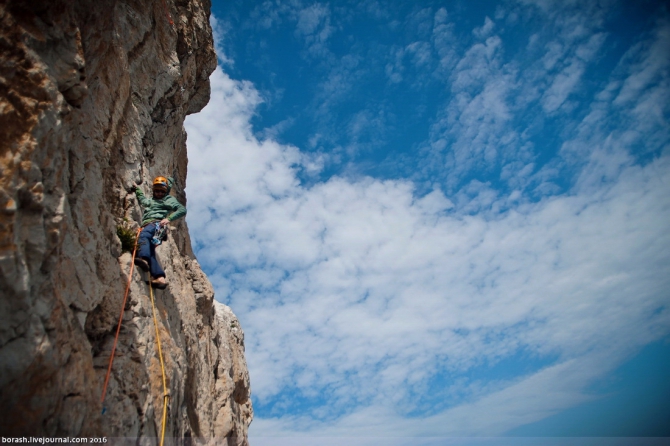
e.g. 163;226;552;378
152;176;169;192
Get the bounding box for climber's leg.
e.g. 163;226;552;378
151;276;168;289
137;222;166;279
134;224;155;271
149;248;165;279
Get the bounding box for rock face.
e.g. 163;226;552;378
0;0;252;442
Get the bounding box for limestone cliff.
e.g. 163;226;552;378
0;0;252;442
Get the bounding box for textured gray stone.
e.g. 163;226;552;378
0;0;252;442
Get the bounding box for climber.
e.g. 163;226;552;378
130;176;186;289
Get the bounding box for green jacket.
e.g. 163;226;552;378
135;177;186;226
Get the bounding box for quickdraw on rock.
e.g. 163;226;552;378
152;222;169;246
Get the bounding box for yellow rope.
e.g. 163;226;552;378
149;281;169;446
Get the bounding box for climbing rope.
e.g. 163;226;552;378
149;278;170;446
101;227;142;407
161;0;174;26
101;226;170;446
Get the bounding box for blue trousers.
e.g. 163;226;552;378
137;223;165;278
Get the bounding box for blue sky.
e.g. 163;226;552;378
184;0;670;442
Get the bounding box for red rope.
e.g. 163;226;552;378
100;227;142;406
161;0;174;26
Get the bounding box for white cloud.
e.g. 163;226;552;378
249;0;289;30
432;7;458;75
541;32;606;113
422;1;650;194
185;6;670;440
185;63;670;438
406;41;433;68
541;60;585;113
294;3;334;58
246;1;335;58
296;4;330;37
209;15;232;65
314;54;362;114
425;30;519;190
614;19;670;106
473;17;495;40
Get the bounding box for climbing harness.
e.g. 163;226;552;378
101;228;170;446
152;222;169;246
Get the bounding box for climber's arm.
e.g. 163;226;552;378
135;188;153;208
165;197;186;222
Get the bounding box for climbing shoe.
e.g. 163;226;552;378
151;276;168;289
134;257;150;272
